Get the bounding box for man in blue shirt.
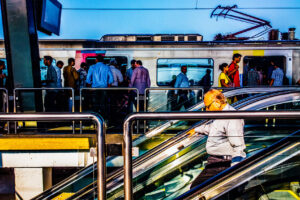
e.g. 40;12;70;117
86;55;114;117
86;55;113;88
174;65;191;110
269;63;284;86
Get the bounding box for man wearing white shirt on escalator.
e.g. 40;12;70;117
188;89;246;188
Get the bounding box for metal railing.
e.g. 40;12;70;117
123;111;300;200
79;87;139;133
0;113;106;200
144;87;204;112
13;88;75;133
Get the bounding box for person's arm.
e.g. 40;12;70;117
228;64;238;77
227;119;246;160
129;69;137;88
270;70;275;86
146;69;151;88
220;79;230;87
187;121;211;136
107;68;114;87
174;75;182;95
117;70;123;84
86;66;93;86
72;67;79;81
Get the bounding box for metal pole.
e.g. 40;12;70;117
0;113;106;200
123;111;300;200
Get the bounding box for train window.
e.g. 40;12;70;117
40;58;56;81
85;56;128;73
243;56;287;86
157;58;214;86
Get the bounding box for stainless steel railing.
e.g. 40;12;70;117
13;88;75;133
123;111;300;200
0;113;106;200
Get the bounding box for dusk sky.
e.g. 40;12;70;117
2;0;300;41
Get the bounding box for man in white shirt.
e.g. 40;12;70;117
109;59;123;86
188;89;246;188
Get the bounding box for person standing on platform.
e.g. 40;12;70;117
86;55;113;118
187;89;246;189
109;59;123;87
247;65;260;86
267;61;275;84
129;60;151;111
174;65;190;110
77;62;88;89
54;60;69;111
269;63;284;86
228;53;242;87
218;63;232;88
63;58;79;91
63;58;79;111
54;60;63;88
126;59;137;83
43;56;57;112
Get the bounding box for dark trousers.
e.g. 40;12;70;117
190;155;231;189
176;92;190;110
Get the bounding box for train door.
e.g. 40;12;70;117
243;56;287;86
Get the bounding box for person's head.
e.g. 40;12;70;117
0;60;5;70
131;59;136;68
80;62;88;70
68;58;75;66
96;55;104;63
232;53;242;63
56;60;64;69
136;60;143;67
204;89;227;111
219;63;229;73
181;65;187;74
44;56;53;67
206;69;211;74
109;58;117;66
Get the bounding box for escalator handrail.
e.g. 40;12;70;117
32;88;300;200
175;130;300;200
68;90;300;199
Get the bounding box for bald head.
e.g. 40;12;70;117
204;89;227;111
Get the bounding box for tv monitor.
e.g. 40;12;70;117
38;0;62;35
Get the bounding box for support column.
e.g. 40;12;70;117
15;168;43;200
1;0;42;112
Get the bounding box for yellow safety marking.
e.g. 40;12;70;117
274;190;300;200
233;50;264;56
24;121;37;127
0;138;90;150
52;192;75;200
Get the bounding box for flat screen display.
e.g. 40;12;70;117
40;0;62;35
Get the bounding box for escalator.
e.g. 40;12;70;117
176;130;300;200
66;90;300;199
32;88;300;200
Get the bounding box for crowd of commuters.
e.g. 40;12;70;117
218;53;285;88
42;55;151;123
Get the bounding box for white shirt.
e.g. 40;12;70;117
194;104;246;158
110;65;123;86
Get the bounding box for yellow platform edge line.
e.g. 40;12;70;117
0;138;90;150
52;192;75;200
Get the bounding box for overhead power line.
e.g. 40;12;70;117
62;7;300;11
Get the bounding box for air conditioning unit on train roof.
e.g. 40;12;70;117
100;34;203;42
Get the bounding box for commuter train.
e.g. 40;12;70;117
1;34;300;87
